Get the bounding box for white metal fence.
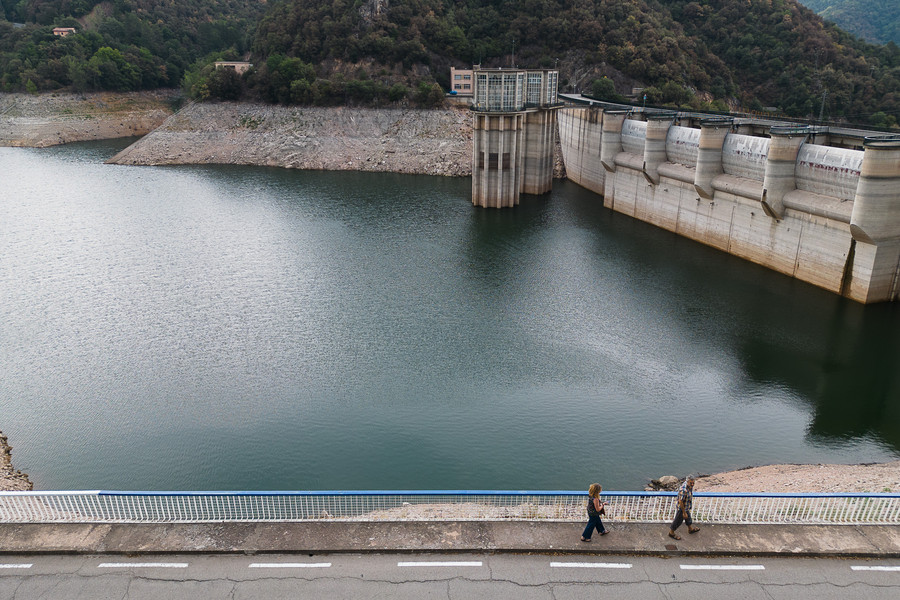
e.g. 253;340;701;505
1;491;898;525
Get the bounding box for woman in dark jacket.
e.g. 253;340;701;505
581;482;609;541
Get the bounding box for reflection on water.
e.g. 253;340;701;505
1;141;898;491
741;298;900;448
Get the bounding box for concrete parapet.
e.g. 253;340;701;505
694;117;732;199
665;125;700;168
850;136;900;244
795;144;862;200
1;522;898;557
643;112;674;184
762;126;809;220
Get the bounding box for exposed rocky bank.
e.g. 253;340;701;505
693;461;900;494
3;92;567;178
0;431;32;491
0;90;177;147
108;101;475;176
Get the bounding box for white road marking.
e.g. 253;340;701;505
551;562;632;569
249;563;332;568
851;566;900;572
398;561;483;567
0;564;32;569
97;563;188;568
681;564;765;571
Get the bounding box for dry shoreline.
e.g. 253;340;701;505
693;461;900;494
107;100;475;176
0;431;32;491
0;90;176;147
3;91;571;178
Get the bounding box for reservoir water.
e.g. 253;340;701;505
2;140;899;491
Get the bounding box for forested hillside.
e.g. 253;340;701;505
665;0;899;122
240;0;900;123
0;0;264;92
800;0;900;45
3;0;900;127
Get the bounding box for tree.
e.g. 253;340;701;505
590;77;625;102
207;66;243;100
415;81;444;107
87;47;139;91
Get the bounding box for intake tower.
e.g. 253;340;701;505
471;68;559;208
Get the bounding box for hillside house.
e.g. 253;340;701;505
214;61;252;75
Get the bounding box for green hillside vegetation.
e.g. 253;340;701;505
229;0;899;123
800;0;900;45
0;0;264;92
666;0;899;123
3;0;900;127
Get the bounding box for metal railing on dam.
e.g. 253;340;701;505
2;491;899;525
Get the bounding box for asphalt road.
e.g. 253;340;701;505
2;553;899;599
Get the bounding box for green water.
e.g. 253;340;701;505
1;140;898;491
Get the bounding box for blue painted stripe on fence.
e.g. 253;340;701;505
81;490;900;499
3;490;897;499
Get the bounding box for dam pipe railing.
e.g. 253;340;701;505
2;491;898;525
567;93;899;135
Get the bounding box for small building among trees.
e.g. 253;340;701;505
214;61;253;75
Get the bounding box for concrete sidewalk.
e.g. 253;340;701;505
1;522;898;557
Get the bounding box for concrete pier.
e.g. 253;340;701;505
693;118;732;200
558;106;900;303
472;112;524;208
643;113;673;184
761;126;809;219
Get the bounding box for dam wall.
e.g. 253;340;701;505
558;107;900;303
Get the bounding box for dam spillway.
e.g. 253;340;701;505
558;106;900;304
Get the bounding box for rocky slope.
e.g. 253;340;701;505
694;461;900;494
0;432;32;491
108;101;475;176
0;90;177;147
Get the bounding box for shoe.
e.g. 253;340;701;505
600;530;609;536
580;537;591;542
668;531;682;540
688;526;700;534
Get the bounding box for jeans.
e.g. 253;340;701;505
582;514;606;539
670;509;693;531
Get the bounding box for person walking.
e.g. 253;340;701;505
668;476;700;540
580;483;609;541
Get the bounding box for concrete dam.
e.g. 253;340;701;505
557;106;900;304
